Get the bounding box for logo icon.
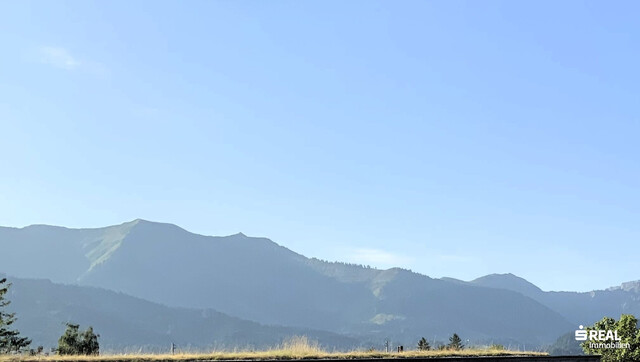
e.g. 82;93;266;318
575;325;587;341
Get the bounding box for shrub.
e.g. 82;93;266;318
57;323;99;355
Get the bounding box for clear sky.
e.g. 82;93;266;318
1;1;638;293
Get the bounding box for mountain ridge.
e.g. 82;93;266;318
8;219;631;294
464;272;640;326
2;219;637;347
7;218;636;294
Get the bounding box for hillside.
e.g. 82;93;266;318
2;274;358;351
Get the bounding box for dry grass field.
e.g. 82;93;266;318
0;336;546;362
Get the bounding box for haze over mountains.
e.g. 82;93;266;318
468;274;640;326
1;274;357;352
1;219;639;351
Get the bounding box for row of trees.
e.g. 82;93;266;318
416;333;464;351
0;278;99;355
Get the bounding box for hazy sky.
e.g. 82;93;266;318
1;1;638;292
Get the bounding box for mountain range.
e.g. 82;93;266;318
1;219;638;351
0;274;356;352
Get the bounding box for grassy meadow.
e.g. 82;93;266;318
0;336;546;362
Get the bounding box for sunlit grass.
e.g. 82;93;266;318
0;336;546;361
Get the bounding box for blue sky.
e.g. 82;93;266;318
1;1;639;292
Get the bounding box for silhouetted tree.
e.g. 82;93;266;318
448;333;464;350
0;278;31;353
417;337;430;351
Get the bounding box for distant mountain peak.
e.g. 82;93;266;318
474;272;525;281
471;273;543;297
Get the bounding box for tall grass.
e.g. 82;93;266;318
0;336;546;362
278;336;323;355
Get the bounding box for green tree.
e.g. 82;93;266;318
57;323;99;355
447;333;464;350
57;323;80;355
581;314;640;362
417;337;430;351
0;278;31;354
79;327;99;355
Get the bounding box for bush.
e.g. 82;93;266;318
57;323;99;355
